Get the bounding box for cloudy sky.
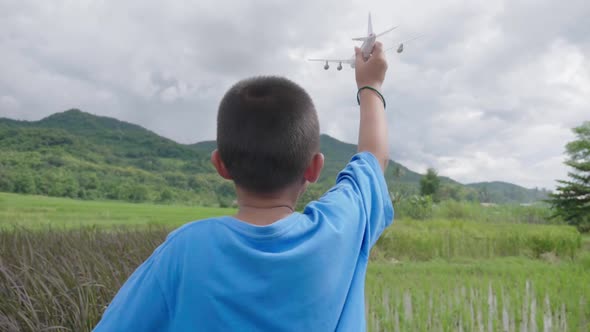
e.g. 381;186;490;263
1;0;588;189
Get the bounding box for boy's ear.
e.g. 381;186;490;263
211;149;232;180
304;153;324;183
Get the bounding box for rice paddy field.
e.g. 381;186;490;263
0;192;589;331
0;192;234;229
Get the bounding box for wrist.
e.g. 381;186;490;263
357;86;386;109
356;82;382;90
358;89;383;107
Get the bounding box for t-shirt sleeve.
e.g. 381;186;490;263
315;152;394;254
93;245;171;332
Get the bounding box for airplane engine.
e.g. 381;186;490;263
337;63;343;71
324;62;329;70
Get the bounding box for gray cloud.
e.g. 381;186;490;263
0;0;588;189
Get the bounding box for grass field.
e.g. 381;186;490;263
375;219;581;260
1;193;582;260
0;192;235;229
367;260;590;331
0;192;589;331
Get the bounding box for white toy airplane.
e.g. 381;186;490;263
308;13;398;70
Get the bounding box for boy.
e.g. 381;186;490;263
94;42;393;331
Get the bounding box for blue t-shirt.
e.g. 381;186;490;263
94;152;394;331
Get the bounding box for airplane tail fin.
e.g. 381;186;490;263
355;13;399;40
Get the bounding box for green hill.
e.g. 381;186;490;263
0;110;223;205
0;109;546;205
466;181;550;204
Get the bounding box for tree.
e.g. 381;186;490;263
0;167;13;192
393;165;405;180
13;171;36;194
548;121;590;232
158;189;174;203
438;183;462;201
420;168;440;202
478;185;491;203
126;184;149;203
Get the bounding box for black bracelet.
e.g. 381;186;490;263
356;86;386;109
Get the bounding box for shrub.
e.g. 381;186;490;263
437;200;470;219
394;195;433;220
158;189;174;203
579;251;590;270
375;220;582;261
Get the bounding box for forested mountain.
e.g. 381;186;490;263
0;110;222;205
0;109;547;206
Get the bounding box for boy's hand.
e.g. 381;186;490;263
354;42;388;90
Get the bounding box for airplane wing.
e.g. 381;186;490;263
385;35;425;52
353;26;397;40
308;59;354;64
385;45;399;52
376;26;398;38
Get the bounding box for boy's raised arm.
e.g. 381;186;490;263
354;42;389;172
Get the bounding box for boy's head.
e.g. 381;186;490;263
214;76;322;194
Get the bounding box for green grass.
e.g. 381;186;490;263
0;192;235;229
375;219;582;261
1;192;583;261
2;193;582;261
395;199;561;225
432;200;560;224
367;259;590;331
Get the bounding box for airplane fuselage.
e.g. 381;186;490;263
347;34;376;68
360;34;377;60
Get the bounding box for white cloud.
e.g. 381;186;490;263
0;0;588;189
0;95;20;119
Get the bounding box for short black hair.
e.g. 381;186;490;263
217;76;320;193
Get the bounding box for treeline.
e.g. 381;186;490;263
0;151;235;206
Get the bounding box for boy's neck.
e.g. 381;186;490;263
233;184;303;226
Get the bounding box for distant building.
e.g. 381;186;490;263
480;202;498;207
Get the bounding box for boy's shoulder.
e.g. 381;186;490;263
150;218;231;264
166;217;227;243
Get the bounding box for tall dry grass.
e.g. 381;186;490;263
0;225;586;331
0;227;167;331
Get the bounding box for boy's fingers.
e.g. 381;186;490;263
354;47;364;66
372;42;384;56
